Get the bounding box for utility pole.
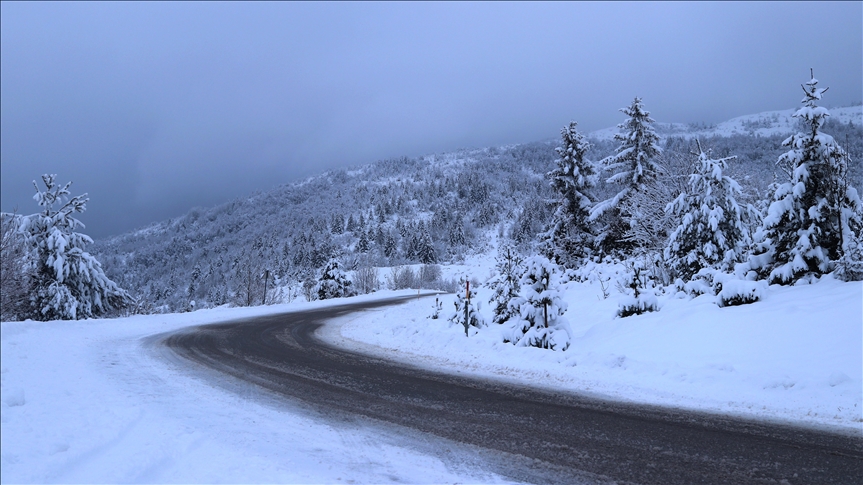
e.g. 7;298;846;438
262;269;269;305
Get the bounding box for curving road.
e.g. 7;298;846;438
162;296;862;484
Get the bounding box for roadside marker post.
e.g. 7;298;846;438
464;280;470;337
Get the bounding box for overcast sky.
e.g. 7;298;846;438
2;2;861;239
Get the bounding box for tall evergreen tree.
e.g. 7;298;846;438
355;230;370;253
417;224;438;264
750;71;863;284
22;175;130;320
664;140;746;280
542;121;596;266
590;98;662;253
448;215;466;248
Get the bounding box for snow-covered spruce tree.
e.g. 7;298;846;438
316;259;356;300
503;255;570;351
541;121;597;266
448;216;466;248
590;98;662;254
664;140;746;281
23;175;130;320
750;71;863;284
417;225;438;264
488;244;524;325
448;275;486;332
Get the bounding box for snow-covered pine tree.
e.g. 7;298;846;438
331;213;345;234
23;175;130;320
488;244;524;325
316;259;356;300
664;140;747;281
417;224;437;264
448;216;466;248
590;98;662;254
383;232;398;259
356;230;370;253
542;121;597;266
750;71;863;284
448;275;486;331
503;255;570;351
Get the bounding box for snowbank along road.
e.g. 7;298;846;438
162;296;863;485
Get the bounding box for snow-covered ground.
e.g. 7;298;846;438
332;265;862;436
0;291;515;484
3;265;861;483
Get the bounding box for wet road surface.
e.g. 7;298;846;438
162;296;863;484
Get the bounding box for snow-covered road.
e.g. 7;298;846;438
1;292;513;484
2;272;861;483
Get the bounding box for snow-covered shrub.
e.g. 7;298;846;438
386;265;416;290
302;275;317;302
448;275;486;332
834;217;863;282
316;259;356;300
353;265;380;294
615;259;659;318
503;256;571;351
715;277;767;307
418;264;445;289
22;175;130;320
616;294;659;318
428;297;443;320
0;212;32;321
677;267;722;298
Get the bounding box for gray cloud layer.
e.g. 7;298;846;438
2;2;861;238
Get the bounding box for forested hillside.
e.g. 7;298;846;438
84;105;861;313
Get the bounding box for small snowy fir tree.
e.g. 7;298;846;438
23;174;130;320
664;140;747;281
542;121;597;266
488;244;524;325
750;70;863;284
503;256;570;351
590;98;662;253
615;259;659;318
316;259;356;300
448;275;486;332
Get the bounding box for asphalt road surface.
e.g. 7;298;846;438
162;296;862;484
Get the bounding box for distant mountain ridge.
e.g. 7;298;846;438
89;104;861;312
587;105;862;141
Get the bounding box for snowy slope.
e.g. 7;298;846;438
0;292;516;484
332;263;863;436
